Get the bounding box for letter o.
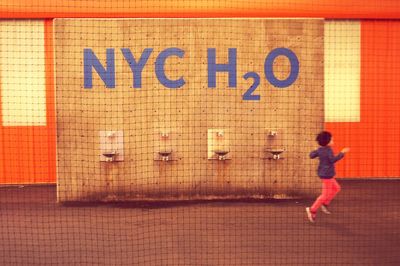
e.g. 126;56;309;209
264;48;299;88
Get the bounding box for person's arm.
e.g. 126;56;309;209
328;148;345;163
309;149;319;159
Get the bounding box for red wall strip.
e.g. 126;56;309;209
44;19;57;183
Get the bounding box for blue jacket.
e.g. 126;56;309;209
309;146;345;179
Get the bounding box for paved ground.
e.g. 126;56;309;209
0;179;399;265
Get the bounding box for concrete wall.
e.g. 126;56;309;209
55;19;324;202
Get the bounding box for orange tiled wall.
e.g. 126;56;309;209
326;21;400;178
0;20;399;184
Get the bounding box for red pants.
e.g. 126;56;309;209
311;178;341;213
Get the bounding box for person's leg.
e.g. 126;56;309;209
310;179;330;213
324;179;341;206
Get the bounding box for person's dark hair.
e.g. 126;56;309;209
316;131;332;146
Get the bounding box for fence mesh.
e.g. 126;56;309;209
0;1;400;265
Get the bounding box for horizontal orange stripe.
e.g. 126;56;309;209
0;0;399;18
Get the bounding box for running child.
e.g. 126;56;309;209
306;131;349;223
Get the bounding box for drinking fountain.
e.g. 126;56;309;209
102;150;118;162
265;148;285;160
158;150;173;161
214;150;230;161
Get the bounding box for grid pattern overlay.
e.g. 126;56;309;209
0;2;400;265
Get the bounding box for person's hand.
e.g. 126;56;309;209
341;147;350;153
